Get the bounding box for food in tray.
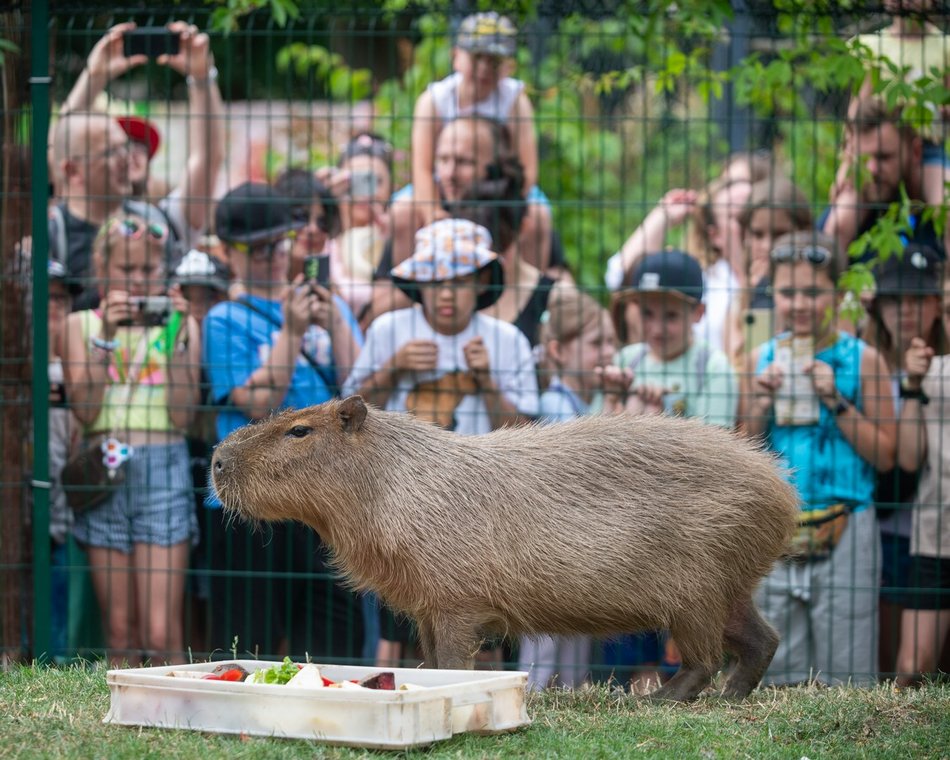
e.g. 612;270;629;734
169;658;405;690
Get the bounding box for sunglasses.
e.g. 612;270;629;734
107;216;169;243
770;244;833;267
234;234;296;262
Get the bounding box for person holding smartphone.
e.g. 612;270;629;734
739;231;896;687
202;182;366;662
62;208;202;667
57;20;225;251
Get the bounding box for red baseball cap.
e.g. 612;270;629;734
116;116;160;159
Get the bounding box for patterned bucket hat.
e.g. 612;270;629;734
391;218;504;310
456;12;517;58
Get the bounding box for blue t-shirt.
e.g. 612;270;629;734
757;331;875;513
202;293;362;507
539;377;588;422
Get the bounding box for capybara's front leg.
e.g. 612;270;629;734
416;618;437;667
721;595;779;699
431;614;479;670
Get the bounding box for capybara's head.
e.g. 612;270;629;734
211;395;370;527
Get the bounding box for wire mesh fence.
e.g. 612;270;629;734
1;0;948;690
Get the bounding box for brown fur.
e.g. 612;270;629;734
211;396;799;701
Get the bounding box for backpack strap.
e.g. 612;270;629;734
235;296;339;395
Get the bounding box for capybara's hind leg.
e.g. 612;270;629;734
649;622;719;701
648;662;715;702
721;595;779;699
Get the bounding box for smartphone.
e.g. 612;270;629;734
131;295;172;326
123;27;181;58
349;170;377;200
303;254;331;288
773;335;820;426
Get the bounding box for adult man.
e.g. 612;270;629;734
202;182;365;660
49;21;224;309
49;112;135;310
390;115;556;274
823;96;944;261
362;116;565;329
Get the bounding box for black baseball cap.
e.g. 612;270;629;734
874;243;944;297
214;182;303;246
627;250;704;303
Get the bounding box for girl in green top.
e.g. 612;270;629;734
63;210;201;666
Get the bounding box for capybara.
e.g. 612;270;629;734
211;396;799;701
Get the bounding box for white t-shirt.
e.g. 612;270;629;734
342;306;539;435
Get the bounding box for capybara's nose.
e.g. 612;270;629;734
211;448;229;477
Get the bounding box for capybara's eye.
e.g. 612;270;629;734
287;425;313;438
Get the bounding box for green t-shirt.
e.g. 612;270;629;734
615;341;738;427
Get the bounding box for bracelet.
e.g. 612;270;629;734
186;65;218;88
90;336;119;352
899;383;930;405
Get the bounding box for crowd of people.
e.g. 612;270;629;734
34;9;950;690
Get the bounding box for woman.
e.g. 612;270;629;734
326;133;394;323
63;207;201;665
861;244;948;683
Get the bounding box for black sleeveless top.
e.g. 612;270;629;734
512;275;556;347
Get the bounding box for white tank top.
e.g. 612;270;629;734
427;72;524;124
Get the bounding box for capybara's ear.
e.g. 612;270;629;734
339;395;368;433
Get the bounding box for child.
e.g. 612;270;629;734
740;231;896;686
516;285;615;689
62;209;202;666
609;250;738;426
599;249;738;691
888;257;950;686
392;13;552;272
342;217;538;666
342;217;538;434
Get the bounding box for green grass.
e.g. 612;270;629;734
2;664;949;758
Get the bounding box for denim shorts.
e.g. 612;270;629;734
72;441;198;553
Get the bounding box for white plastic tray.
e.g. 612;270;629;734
104;660;530;749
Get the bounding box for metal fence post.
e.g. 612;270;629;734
30;0;51;664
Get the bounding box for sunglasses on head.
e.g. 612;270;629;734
108;216;169;243
770;244;832;267
234;233;296;262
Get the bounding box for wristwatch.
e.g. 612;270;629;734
831;393;851;416
899;379;930;405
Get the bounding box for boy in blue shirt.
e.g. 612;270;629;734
203;182;365;662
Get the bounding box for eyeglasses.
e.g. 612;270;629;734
76;143;131;164
236;234;296;262
107;216;169;243
770;244;833;267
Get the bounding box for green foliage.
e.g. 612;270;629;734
0;36;19;68
208;0;301;34
275;42;373;101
